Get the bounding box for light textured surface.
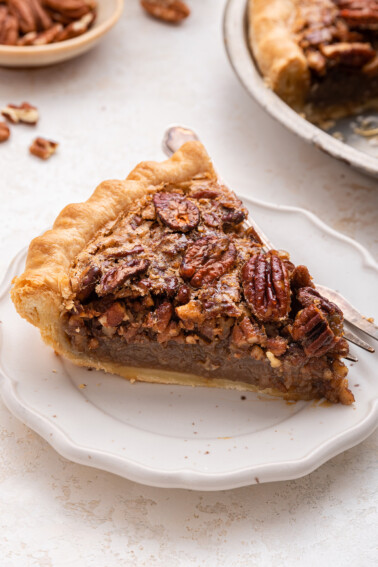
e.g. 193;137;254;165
0;1;377;565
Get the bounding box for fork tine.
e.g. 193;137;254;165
345;352;358;362
344;326;375;353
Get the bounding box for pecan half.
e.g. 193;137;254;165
29;137;58;159
291;304;337;357
2;102;39;125
8;0;52;33
338;0;378;30
0;8;19;45
242;252;291;322
74;264;101;302
180;235;236;288
320;42;375;66
297;286;344;336
8;0;38;34
97;259;150;296
140;0;190;23
0;122;10;143
153;192;200;232
42;0;96;22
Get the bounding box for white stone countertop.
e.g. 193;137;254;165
0;2;377;566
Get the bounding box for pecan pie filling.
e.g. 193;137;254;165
298;0;378;113
63;178;353;404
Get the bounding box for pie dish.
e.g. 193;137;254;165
11;141;354;404
249;0;378;121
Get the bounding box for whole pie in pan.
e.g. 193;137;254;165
249;0;378;121
11;142;354;404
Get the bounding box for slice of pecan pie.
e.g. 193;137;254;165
249;0;378;121
11;142;354;404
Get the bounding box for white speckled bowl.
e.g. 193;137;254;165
0;0;124;68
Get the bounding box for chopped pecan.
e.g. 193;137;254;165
17;31;38;45
31;22;63;44
222;208;246;226
245;226;263;245
291;304;338;357
306;49;327;74
175;284;191;304
140;0;190;23
29;137;58;159
74;264;101;302
176;300;204;326
180;235;236;288
55;10;95;41
97;259;150;296
145;301;173;333
231;317;266;347
290;265;315;290
0;122;10;143
102;245;144;260
2;102;39;125
153;192;200;232
320;42;375;66
242;252;291;322
266;336;288;357
191;189;220;200
161;276;179;297
99;302;126;327
300;26;334;47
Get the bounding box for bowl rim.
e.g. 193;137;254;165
0;0;124;56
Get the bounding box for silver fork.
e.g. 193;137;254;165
162;125;378;361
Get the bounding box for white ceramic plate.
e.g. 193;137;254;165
1;197;377;490
0;0;123;68
223;0;378;178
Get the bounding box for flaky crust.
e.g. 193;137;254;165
248;0;310;108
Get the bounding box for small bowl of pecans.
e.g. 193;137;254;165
0;0;124;67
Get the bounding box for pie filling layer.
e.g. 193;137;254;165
298;0;378;115
63;176;354;404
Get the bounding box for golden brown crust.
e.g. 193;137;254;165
248;0;310;108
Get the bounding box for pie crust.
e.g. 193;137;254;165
11;141;354;404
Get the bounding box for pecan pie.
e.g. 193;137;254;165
249;0;378;120
11;142;354;404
